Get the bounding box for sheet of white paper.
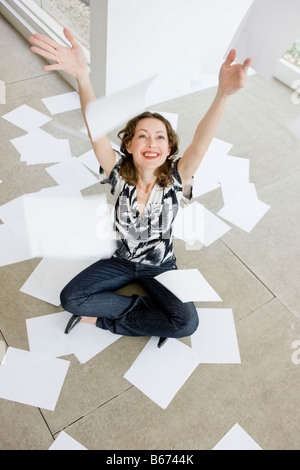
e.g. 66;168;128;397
155;269;222;303
0;224;32;267
26;311;122;364
63;316;122;364
20;258;97;306
42;91;81;115
220;182;257;207
11;129;72;165
191;309;241;364
174;202;231;247
218;191;270;233
173;202;205;245
193;173;220;198
23;194;116;259
86;76;155;141
49;431;88;450
226;0;300;81
46;158;99;190
148;110;178;131
26;312;74;358
0;195;28;239
0;347;70;411
2;104;51;131
213;423;262;450
77;149;100;175
124;337;199;409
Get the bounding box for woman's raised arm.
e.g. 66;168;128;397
178;50;251;187
29;28;116;177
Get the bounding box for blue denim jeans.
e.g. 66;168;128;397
60;256;199;338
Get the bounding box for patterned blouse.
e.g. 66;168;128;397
100;151;191;266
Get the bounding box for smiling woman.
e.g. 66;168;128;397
29;27;250;342
118;112;179;188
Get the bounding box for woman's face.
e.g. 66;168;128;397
126;118;171;171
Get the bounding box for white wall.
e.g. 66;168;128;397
91;0;254;105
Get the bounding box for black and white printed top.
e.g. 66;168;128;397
100;151;192;266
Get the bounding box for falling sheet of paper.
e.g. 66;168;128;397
226;0;300;81
26;311;122;364
0;224;32;267
2;104;51;132
0;347;70;411
77;149;100;175
191;309;241;364
220;182;257;207
173;202;205;245
85;76;155;141
218;190;270;233
155;269;222;303
45;158;99;190
49;431;88;450
42;91;81;115
174;202;231;247
20;257;97;306
0;195;28;239
124;337;199;409
193;173;220;198
148;110;178;131
11;129;72;165
23;194;116;259
212;423;262;450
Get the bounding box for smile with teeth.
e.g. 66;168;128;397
143;152;160;159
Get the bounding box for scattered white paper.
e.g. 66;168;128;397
193;173;220;198
2;104;51;132
0;195;28;239
20;257;97;306
46;158;99;190
155;269;222;303
42;91;81;115
23;194;116;259
26;312;74;358
77;149;100;175
124;337;199;409
191;309;241;364
62;316;122;364
173;202;205;245
148;110;178;131
49;431;88;450
226;0;300;81
212;423;263;450
218;190;270;233
0;347;70;411
86;76;155;141
26;311;122;364
0;224;32;267
11;129;72;165
174;202;231;247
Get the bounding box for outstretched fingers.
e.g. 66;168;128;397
30;45;57;62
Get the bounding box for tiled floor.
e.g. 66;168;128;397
1;14;300;450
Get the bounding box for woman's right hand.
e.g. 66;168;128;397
29;28;89;81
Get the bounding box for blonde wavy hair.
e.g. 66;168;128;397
117;112;179;188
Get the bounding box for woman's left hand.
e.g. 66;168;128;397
218;49;251;97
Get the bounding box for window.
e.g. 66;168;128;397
32;0;90;49
283;40;300;69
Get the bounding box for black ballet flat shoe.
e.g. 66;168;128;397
64;315;82;334
157;337;168;348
